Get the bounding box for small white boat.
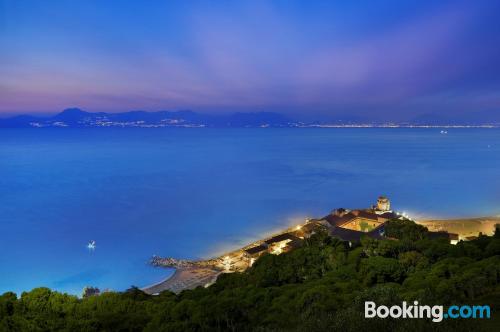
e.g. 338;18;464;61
87;240;96;251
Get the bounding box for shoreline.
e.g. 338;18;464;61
144;214;500;294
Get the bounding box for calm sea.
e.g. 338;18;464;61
1;128;499;295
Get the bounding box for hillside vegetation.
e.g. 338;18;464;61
1;220;500;332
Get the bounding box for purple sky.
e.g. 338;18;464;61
1;0;500;120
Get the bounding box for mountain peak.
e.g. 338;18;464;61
51;108;91;123
58;108;88;116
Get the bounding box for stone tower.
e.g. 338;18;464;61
376;196;391;212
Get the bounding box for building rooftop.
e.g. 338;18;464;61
244;244;268;255
264;233;301;245
329;224;386;242
351;210;379;220
323;209;384;228
299;221;326;234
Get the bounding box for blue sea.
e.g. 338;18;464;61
1;128;499;295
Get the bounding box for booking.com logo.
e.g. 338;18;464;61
365;301;491;323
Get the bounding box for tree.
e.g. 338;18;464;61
384;219;429;241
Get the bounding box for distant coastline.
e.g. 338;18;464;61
2;108;500;128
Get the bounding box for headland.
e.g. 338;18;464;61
142;196;498;295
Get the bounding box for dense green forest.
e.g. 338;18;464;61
1;220;499;332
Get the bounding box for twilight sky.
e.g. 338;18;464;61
1;0;500;120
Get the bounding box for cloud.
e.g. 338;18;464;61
1;0;499;119
296;5;472;105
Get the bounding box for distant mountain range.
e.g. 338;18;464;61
0;108;499;128
0;108;294;128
